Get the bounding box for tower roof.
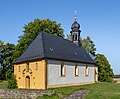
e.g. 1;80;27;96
13;32;95;65
71;21;80;29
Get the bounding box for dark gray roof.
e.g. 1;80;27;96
14;32;96;65
114;75;120;78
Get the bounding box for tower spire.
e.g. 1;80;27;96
70;11;81;46
74;10;77;21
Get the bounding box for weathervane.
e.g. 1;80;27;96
74;10;77;21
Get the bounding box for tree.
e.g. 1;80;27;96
0;40;4;64
0;42;15;80
13;18;64;61
67;35;96;58
0;40;4;47
0;40;5;80
67;34;72;41
94;54;114;82
81;36;96;58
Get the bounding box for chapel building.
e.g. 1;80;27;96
14;17;98;89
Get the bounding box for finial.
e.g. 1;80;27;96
74;10;77;21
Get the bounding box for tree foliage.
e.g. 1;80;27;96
13;18;64;61
67;34;72;41
0;41;15;80
94;54;114;82
67;35;96;58
81;36;96;58
0;40;4;63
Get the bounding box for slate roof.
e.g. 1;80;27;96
14;32;96;65
114;75;120;78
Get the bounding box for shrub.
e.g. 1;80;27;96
7;74;17;89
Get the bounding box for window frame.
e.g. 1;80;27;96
36;63;38;70
60;62;66;77
75;64;79;76
26;63;29;72
85;65;89;76
18;65;20;72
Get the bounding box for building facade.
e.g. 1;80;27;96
47;60;98;88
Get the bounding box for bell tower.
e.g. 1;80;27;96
70;11;81;46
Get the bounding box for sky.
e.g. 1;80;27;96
0;0;120;74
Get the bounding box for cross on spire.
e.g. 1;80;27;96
74;10;77;21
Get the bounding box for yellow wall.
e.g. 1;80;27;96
14;59;98;90
14;59;46;89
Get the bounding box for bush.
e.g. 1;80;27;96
6;69;13;80
106;77;113;82
7;74;17;89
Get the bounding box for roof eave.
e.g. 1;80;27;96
13;57;45;65
13;57;97;66
45;57;96;65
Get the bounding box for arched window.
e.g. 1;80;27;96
61;62;65;76
26;63;29;72
75;64;78;76
75;34;77;40
94;67;98;81
18;66;20;72
36;63;38;70
85;66;89;76
72;34;74;41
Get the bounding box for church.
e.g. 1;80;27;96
14;17;98;89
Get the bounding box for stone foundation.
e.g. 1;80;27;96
0;89;54;99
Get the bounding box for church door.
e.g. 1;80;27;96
26;76;30;89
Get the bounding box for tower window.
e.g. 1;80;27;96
61;62;65;76
75;34;77;40
74;34;76;40
85;66;89;76
72;35;74;41
18;66;20;72
75;64;78;76
26;63;29;72
36;63;38;70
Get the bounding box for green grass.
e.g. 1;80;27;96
0;81;8;89
83;82;120;99
1;81;120;99
38;82;120;99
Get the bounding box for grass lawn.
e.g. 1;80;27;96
0;80;8;89
38;82;120;99
0;81;120;99
80;82;120;99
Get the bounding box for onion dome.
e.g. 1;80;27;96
71;21;80;29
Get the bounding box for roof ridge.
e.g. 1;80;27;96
42;32;75;45
41;32;45;58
